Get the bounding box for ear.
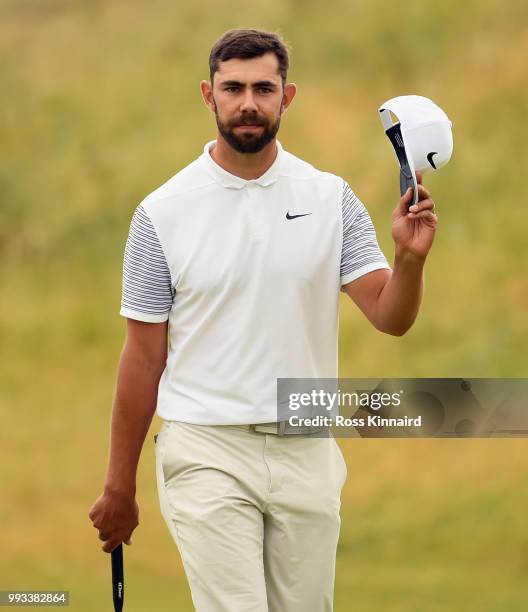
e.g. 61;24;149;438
200;80;216;112
281;82;297;114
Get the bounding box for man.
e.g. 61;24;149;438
89;28;437;611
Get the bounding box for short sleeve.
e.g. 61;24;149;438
340;179;392;286
119;204;175;322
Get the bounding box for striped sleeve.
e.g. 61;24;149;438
340;179;392;285
119;204;175;322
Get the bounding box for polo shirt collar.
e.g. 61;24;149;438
202;139;283;189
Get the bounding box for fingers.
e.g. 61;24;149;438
407;210;438;222
416;171;423;185
89;493;139;553
98;529;134;552
416;183;430;201
101;535;133;553
93;520;138;552
397;184;431;215
103;539;122;554
408;197;435;216
398;186;414;214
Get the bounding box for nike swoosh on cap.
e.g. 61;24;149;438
427;151;438;169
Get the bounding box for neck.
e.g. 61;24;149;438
209;134;278;180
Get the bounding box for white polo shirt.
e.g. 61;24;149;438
120;139;391;424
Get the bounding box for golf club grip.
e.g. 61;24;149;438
111;543;124;612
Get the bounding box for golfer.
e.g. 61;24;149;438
89;28;437;611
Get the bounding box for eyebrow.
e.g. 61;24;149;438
221;80;278;88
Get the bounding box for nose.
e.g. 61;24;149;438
239;89;258;113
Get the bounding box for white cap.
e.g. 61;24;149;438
379;95;453;204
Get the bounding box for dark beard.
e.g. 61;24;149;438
214;105;281;154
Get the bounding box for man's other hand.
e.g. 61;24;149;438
88;489;139;553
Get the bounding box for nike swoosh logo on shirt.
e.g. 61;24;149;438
286;212;312;220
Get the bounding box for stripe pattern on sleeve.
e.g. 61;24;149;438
341;179;391;284
120;204;175;320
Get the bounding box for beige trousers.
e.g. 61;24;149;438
154;421;347;612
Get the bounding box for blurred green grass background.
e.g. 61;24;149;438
1;0;527;610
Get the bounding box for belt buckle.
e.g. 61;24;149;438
249;423;283;435
249;423;273;434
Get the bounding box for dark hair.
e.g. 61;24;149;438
209;29;290;86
